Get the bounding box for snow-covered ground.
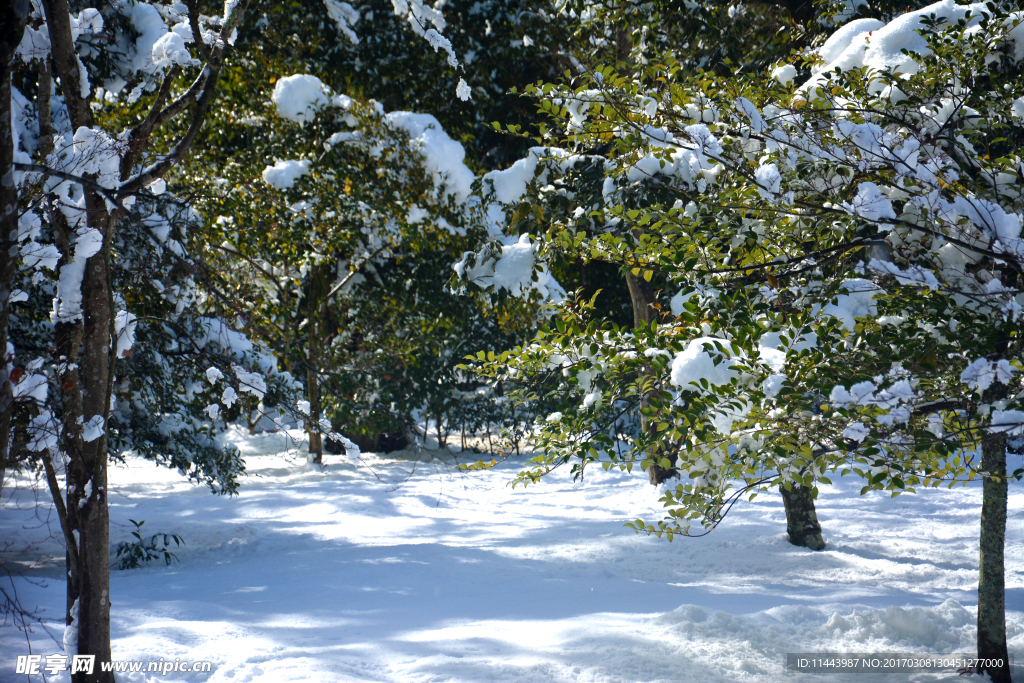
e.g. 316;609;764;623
2;428;1022;682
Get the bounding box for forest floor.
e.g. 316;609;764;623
1;427;1023;682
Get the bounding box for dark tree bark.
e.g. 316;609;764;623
978;427;1010;683
0;0;31;496
304;266;332;465
781;484;825;550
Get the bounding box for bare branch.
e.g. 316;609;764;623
14;162;130;214
39;0;92;130
121;67;181;179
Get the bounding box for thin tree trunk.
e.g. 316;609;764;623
0;0;31;497
307;267;328;465
978;428;1010;683
781;484;825;550
306;366;323;464
69;198;115;683
36;59;52;156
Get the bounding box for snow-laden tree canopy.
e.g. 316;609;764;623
462;0;1024;536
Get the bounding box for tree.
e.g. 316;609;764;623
192;74;540;460
457;0;844;547
0;0;30;486
466;1;1023;678
161;0;577;461
2;0;290;677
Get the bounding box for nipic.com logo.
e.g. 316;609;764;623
16;654;214;675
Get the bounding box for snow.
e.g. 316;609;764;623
841;422;871;442
813;18;885;73
771;64;797;86
754;163;781;200
128;3;173;77
151;31;199;69
989;410;1024;436
13;372;48;404
324;0;360;44
26;411;59;452
845;182;896;222
454;234;565;302
483;153;539;205
51;227;105;325
763;374;786;399
262;159;310;190
858;0;986;74
272;75;333;124
20;242;60;270
960;358;1015;394
2;428;1022;681
17;25;51;62
821;278;883;333
669;337;740;392
233;365;268;400
423;29;458;68
492;236;539;294
800;0;1017;95
63;598;79;657
385;112;475;205
1010;12;1024;61
114;311;138;358
81;415;105;443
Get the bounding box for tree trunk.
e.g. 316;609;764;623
53;215;115;681
0;0;31;496
625;271;677;486
306;267;328;465
781;484;825;550
306;366;323;464
625;270;656;331
978;428;1010;683
68;198;115;683
34;0;247;675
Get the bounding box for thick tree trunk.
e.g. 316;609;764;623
781;484;825;550
978;428;1010;683
0;0;31;495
